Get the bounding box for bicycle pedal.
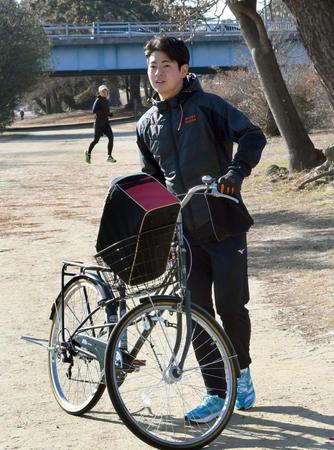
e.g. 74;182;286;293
132;359;146;366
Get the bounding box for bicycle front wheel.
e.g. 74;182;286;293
48;276;108;415
104;296;237;449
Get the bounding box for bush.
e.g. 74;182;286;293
283;66;334;131
203;66;333;136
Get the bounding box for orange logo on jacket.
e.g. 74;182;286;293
184;114;197;124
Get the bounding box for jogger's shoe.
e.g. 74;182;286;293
85;151;91;164
106;155;116;163
235;367;256;410
185;395;225;423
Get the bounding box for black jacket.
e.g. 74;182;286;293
136;74;266;242
92;96;113;127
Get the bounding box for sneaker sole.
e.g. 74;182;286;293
184;411;221;423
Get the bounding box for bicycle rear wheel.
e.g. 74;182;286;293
48;276;108;415
104;296;237;449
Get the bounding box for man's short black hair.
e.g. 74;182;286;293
144;36;190;68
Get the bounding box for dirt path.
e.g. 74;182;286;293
0;123;333;449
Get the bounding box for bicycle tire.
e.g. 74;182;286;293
48;276;108;415
104;296;237;449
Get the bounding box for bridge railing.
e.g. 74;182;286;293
42;20;296;40
266;19;297;32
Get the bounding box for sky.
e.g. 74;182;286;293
16;0;268;22
207;1;267;20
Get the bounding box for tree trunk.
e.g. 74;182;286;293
227;0;322;171
127;75;142;109
34;97;47;114
125;76;130;104
109;86;121;107
45;89;62;113
264;105;280;136
143;76;153;102
282;0;334;107
50;89;63;113
61;94;76;110
45;93;51;114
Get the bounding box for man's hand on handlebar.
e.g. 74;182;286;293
217;170;243;195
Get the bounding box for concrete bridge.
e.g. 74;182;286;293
44;21;307;76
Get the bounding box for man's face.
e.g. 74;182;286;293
147;50;188;100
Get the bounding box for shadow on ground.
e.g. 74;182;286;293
83;405;334;449
249;210;334;273
2;129;136;142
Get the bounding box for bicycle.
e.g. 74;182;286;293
45;175;241;449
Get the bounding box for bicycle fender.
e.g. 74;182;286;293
192;302;241;377
138;295;240;377
49;273;112;320
138;294;182;304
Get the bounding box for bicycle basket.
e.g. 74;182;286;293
96;173;181;255
95;224;178;288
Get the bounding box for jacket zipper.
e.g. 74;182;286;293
169;107;197;234
177;104;184;131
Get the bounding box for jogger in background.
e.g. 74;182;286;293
85;84;116;164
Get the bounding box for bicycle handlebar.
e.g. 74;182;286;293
180;176;239;210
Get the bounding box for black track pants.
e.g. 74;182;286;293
88;122;114;155
186;233;251;397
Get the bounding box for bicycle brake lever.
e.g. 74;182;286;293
210;185;222;197
210;185;240;204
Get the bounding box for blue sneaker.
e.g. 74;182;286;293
185;395;225;423
235;368;256;410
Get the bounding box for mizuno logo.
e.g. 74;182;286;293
238;248;246;255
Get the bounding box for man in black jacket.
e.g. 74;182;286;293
85;84;116;164
137;37;266;422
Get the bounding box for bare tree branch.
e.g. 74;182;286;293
297;170;334;189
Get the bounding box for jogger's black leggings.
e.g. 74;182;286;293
186;233;251;397
88;122;114;156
